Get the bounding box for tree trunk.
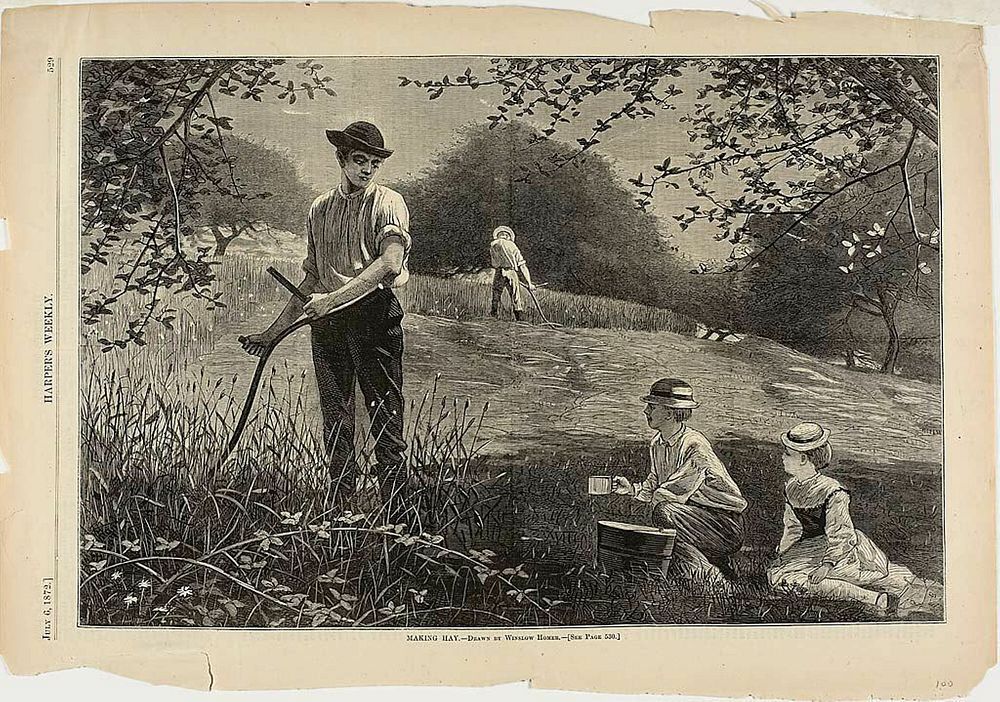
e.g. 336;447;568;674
211;225;241;256
833;58;938;145
896;58;938;108
215;235;235;256
879;300;901;375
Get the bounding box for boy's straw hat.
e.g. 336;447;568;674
492;225;515;241
781;422;831;452
640;378;700;409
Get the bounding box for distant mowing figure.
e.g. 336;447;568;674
767;422;944;618
489;225;535;322
613;379;748;581
240;120;411;512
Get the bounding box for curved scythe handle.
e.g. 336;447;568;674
219;271;387;467
222;315;312;466
520;281;552;325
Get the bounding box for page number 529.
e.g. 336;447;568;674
46;58;56;73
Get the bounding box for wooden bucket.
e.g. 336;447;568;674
596;520;676;574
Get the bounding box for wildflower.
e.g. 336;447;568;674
502;564;530;579
81;534;105;550
394;533;419;547
254;529;283;550
154;537;180;552
469;548;496;564
110;571;123;581
318;568;343;585
153;606;169;614
280;593;307;607
506;587;538;603
138;579;152;589
177;586;193;598
308;521;332;538
377;601;406;616
123;594;138;607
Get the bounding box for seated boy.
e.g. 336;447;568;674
613;378;747;580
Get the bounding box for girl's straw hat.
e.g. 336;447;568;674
781;422;831;452
492;225;515;241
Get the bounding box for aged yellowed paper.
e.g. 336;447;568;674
0;2;994;697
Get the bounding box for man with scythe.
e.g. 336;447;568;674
488;225;536;322
240;121;411;510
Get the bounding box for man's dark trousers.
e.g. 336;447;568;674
310;288;407;505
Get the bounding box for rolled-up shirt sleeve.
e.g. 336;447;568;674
633;460;659;502
633;440;707;504
650;446;708;505
371;190;411;254
822;490;859;565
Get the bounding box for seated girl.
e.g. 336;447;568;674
767;421;943;618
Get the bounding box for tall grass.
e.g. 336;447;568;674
80;349;544;627
396;274;695;334
82;256;305;366
83;254;694;370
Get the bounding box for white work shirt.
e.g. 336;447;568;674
489;238;526;270
303;182;411;290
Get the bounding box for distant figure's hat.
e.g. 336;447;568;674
492;226;515;241
326;121;393;158
640;378;700;409
781;422;831;452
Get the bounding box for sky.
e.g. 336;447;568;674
216;58;739;262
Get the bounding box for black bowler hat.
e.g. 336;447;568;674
325;121;394;158
640;378;700;409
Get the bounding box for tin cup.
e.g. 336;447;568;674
588;475;613;495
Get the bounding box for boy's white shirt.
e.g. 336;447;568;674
630;425;748;512
632;426;699;504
